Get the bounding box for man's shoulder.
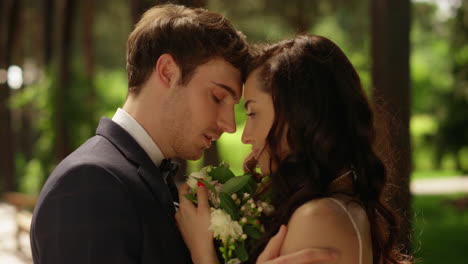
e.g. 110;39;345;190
41;135;132;195
59;134;130;172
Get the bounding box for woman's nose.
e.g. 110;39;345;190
241;127;252;144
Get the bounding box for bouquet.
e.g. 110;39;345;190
184;161;274;264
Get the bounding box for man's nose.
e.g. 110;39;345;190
217;108;236;134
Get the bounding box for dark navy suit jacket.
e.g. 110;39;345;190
30;118;192;264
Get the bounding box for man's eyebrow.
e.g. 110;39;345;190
212;82;239;101
244;99;256;109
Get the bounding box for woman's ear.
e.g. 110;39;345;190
155;53;180;89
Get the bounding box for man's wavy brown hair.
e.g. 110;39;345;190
126;4;250;93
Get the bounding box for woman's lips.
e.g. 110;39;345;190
203;135;212;148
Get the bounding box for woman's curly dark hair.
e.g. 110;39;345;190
244;35;412;264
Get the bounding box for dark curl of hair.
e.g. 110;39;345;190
245;35;412;264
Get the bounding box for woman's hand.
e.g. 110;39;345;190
175;183;219;264
257;225;338;264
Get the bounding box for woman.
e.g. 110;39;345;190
176;34;412;264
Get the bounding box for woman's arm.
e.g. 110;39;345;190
258;225;338;264
175;184;219;264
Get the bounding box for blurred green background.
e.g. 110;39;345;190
0;0;467;263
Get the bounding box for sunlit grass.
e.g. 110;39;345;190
411;170;463;179
412;194;468;264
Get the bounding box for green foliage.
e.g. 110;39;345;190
411;114;467;174
242;224;262;240
210;163;236;184
219;191;239;220
184;193;198;205
95;70;127;117
18;159;44;195
234;241;248;262
221;174;254;195
411;2;454;114
198;178;218;195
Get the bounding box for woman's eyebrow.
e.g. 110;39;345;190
244;99;256;109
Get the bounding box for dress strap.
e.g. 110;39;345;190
326;197;363;264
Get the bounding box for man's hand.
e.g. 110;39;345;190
257;225;338;264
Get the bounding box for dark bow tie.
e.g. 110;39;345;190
159;159;180;204
159;159;180;183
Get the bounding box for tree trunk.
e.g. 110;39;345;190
82;0;96;127
0;0;21;193
20;104;34;161
41;0;54;65
371;0;412;252
55;0;77;161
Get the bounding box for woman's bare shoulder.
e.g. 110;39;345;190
279;198;362;262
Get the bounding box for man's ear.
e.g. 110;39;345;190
155;54;180;89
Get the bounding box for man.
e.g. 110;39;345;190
31;4;337;264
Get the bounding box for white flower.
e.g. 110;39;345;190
219;161;230;168
209;208;243;244
201;165;213;174
258;200;275;215
226;259;242;264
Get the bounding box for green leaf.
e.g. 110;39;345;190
238;174;258;194
235;241;249;262
243;224;262;240
209;164;235;184
184;194;198;205
221;174;252;195
219;192;239;220
197;178;218;196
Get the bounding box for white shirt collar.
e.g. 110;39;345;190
112;108;165;166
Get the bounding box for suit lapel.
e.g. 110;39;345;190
137;166;176;216
96;117;177;221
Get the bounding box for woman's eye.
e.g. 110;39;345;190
212;95;221;104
